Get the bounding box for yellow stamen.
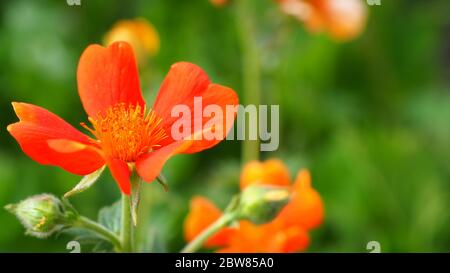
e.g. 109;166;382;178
34;216;46;230
264;190;290;202
81;103;167;162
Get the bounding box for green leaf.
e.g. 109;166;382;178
60;228;114;252
92;240;115;253
62;227;103;243
64;166;106;198
98;200;122;234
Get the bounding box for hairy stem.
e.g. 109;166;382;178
121;193;132;252
76;216;122;251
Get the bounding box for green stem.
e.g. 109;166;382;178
76;216;122;251
235;0;261;164
181;213;236;253
121;193;132;252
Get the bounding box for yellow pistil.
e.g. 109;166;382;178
34;216;46;230
82;103;167;162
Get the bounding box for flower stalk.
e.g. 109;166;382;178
121;193;133;252
75;215;122;251
235;0;261;163
181;212;236;253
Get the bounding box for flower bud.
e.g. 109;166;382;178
5;194;66;238
103;18;160;65
237;185;291;224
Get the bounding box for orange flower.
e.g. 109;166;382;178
184;159;324;252
240;159;291;188
277;0;368;41
209;0;229;7
7;41;238;195
104;18;160;64
185;197;236;247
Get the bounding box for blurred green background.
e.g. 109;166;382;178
0;0;449;252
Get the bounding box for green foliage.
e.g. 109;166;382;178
62;200;122;252
98;200;122;235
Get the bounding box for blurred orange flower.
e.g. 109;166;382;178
277;0;368;41
104;18;160;64
184;159;324;252
209;0;229;7
240;159;291;188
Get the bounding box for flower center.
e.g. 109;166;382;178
82;103;167;162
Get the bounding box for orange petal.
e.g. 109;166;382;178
181;83;238;154
153;62;238;153
240;159;291;189
219;221;279;253
293;169;312;189
135;139;193;183
77;41;145;118
219;220;310;253
153;62;210;123
106;157;131;194
279;169;324;230
184;196;233;247
277;226;310;252
47;139;92;153
240;161;264;189
7;103;105;175
209;0;229;7
306;0;367;41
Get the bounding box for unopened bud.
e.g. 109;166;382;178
5;194;66;238
237;185;291;224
